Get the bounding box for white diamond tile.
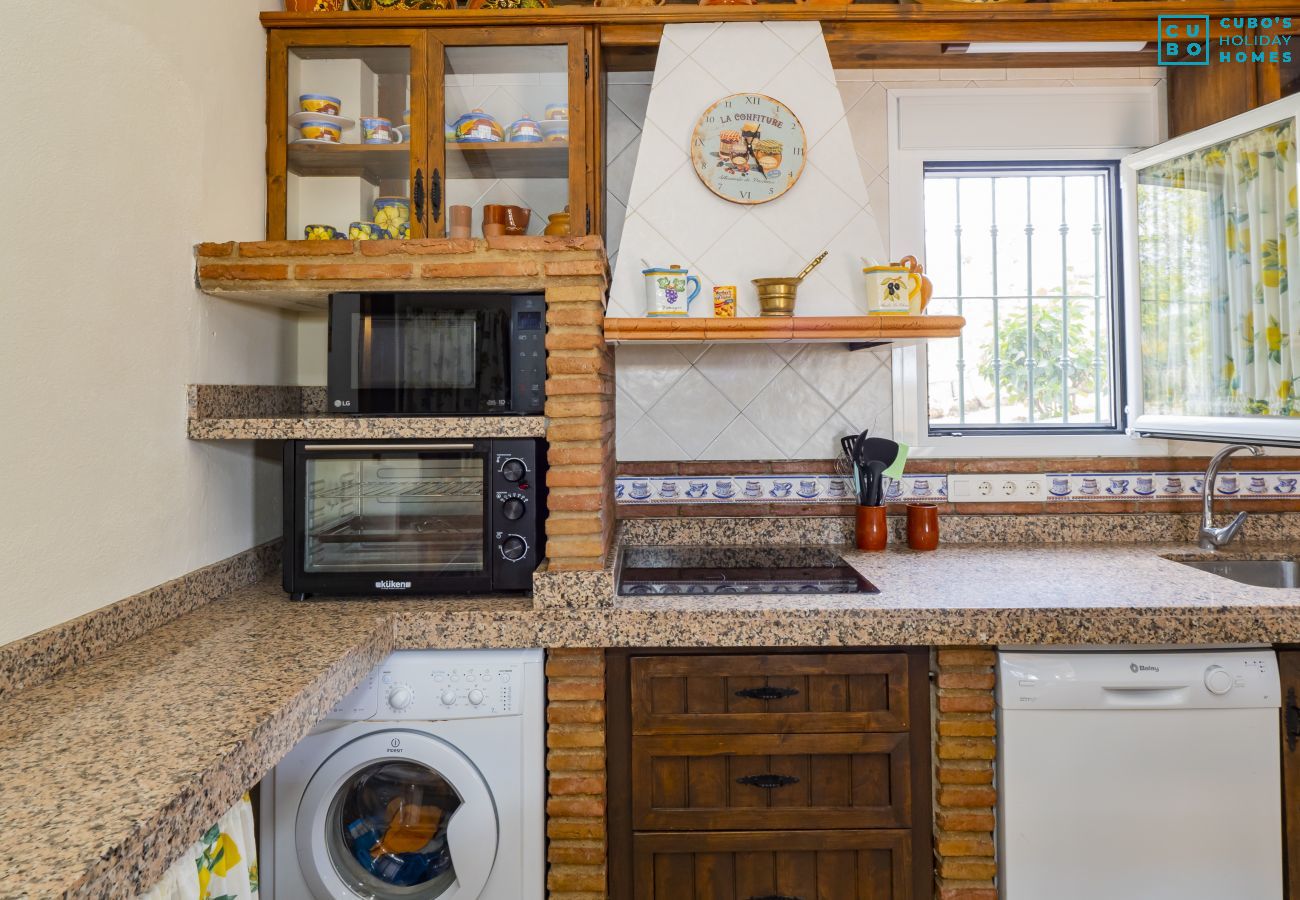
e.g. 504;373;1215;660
662;22;722;56
692;344;786;409
607;213;691;317
624;121;690;210
742;368;835;457
635;160;745;273
618;415;689;462
700;23;799;96
786;269;853;317
608;83;651;130
769;21;824;54
615;344;690;409
645;55;729;151
606;134;640;206
615;385;645;441
810;118;868;206
761;56;840;149
699;414;783;461
822;209;886;309
646;367;741;458
605;100;640;162
608;70;654;85
845;83;888;180
792;411;855;460
865;178;891;258
651;37;688;87
836;80;871;111
748;165;858;261
695;216;804;317
604;191;627;259
770;343;805;362
837;358;894;434
790;343;883;407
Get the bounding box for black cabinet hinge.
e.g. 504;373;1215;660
585;205;591;235
584;48;589;81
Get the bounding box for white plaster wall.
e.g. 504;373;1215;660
0;1;291;644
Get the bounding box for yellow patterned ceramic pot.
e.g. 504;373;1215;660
304;224;343;240
372;197;410;235
299;94;341;116
349;221;386;240
299;121;342;142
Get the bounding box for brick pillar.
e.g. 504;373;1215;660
544;279;615;571
933;647;998;900
546;649;608;899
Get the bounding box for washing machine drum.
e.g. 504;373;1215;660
296;730;499;899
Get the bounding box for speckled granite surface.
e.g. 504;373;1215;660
0;541;279;703
4;515;1300;896
186;384;547;440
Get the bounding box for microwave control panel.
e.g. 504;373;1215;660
511;296;546;415
491;438;542;591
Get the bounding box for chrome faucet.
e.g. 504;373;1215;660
1198;444;1264;550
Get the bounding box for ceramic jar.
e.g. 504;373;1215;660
507;116;543;143
451;109;504;143
372;197;410;236
643;265;701;317
543;208;571;236
863;264;922;315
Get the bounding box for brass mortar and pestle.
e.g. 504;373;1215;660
751;251;828;317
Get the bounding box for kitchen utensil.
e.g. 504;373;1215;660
643;265;701;317
863;263;922;315
882;439;909;480
361;116;402;144
907;503;939;551
849;429;871;499
863;459;888;507
751;250;829;317
855;505;888;551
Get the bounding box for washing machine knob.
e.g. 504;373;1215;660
440;689;458;706
1204;665;1234;695
387;685;413;710
468;688;485;706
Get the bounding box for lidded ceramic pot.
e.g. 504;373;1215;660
451;108;504;142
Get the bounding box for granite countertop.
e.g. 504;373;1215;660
4;537;1300;897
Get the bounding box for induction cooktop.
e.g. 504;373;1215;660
617;546;878;596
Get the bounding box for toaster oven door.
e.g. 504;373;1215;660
329;293;512;415
290;441;493;596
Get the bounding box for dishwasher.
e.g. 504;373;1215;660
997;650;1282;900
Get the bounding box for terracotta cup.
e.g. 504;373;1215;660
855;505;888;552
502;205;531;235
906;503;939;551
449;205;472;239
482;204;506;237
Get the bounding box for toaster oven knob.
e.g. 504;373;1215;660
502;497;526;521
501;458;527;483
501;535;528;562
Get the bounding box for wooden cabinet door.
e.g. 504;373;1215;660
633;733;911;832
631;653;911;735
1280;650;1300;899
633;830;912;900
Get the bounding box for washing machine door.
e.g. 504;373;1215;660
296;729;498;900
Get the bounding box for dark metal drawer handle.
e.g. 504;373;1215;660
737;773;799;789
734;686;799;701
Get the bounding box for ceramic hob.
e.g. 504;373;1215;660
617;546;878;596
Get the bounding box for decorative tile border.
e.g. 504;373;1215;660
614;471;1300;505
615;474;947;504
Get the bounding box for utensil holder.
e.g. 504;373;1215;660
855;505;888;551
906;503;939;551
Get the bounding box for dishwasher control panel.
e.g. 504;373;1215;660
997;650;1279;710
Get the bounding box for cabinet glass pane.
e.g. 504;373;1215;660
287;46;412;240
443;45;569;238
1135;117;1298;419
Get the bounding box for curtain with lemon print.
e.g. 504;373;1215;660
139;795;258;900
1138;119;1298;418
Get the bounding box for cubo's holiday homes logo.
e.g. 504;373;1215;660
1159;15;1293;67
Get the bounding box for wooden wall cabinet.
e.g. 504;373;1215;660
1168;21;1300;136
266;25;596;240
608;649;933;900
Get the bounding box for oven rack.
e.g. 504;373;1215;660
310;515;482;544
312;478;483;499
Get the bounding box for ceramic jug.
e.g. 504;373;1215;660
643;265;701;317
863;263;922;315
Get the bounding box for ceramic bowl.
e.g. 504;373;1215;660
304;224;343;240
299;94;341;116
372;197;410;234
452;109;504;143
507;117;543;143
544;103;568;121
299;120;342;142
348;221;386;240
540;119;568;144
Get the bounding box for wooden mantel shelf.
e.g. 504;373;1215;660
603;314;964;346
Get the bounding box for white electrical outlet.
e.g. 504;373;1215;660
948;474;1046;503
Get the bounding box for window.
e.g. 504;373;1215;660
922;161;1124;435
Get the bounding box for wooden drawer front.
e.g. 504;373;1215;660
633;733;911;831
633;830;912;900
630;653;910;735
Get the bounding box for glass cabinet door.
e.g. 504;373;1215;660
430;29;588;238
269;31;429;240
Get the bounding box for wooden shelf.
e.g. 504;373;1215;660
447;142;569;179
603;314;965;346
287;142;409;182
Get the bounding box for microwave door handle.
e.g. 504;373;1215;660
302;443;476;453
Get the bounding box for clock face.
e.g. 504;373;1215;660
690;93;807;205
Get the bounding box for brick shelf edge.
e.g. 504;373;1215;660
933;647;999;900
195;237;615;571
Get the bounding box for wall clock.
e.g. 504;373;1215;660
690;93;807;205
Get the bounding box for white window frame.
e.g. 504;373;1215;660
887;85;1171;458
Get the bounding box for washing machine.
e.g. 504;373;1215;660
260;649;545;900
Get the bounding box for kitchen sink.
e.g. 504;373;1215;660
1175;558;1300;589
